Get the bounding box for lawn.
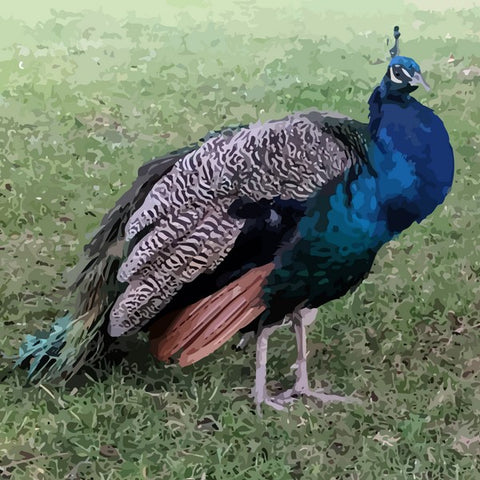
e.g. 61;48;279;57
0;1;479;478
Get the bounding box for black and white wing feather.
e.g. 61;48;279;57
108;110;368;336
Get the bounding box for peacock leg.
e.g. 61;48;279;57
271;308;361;407
252;319;291;414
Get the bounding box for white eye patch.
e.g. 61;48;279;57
390;66;414;83
390;67;403;83
400;67;412;79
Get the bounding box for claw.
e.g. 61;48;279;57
234;331;255;351
272;387;361;406
255;388;360;414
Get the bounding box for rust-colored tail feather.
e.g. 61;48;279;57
149;263;274;366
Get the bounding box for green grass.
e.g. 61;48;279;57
1;2;480;478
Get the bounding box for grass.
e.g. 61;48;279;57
0;1;479;478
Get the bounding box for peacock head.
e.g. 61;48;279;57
383;56;430;94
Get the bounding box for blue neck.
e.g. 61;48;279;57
367;83;454;223
368;83;416;140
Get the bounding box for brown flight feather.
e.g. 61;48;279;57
149;263;274;366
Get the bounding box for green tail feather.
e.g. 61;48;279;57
14;254;119;383
13;250;122;383
15;312;105;383
14;153;182;384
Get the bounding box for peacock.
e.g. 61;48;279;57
16;28;454;410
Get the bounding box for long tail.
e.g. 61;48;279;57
15;147;194;383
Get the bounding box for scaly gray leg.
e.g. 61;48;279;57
252;318;291;414
254;308;360;412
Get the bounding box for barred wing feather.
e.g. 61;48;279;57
108;110;368;337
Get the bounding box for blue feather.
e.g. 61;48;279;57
260;55;454;325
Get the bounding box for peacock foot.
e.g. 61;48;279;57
254;385;361;413
268;386;361;409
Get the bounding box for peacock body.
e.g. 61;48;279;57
17;53;454;409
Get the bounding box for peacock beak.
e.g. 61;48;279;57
409;71;431;91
